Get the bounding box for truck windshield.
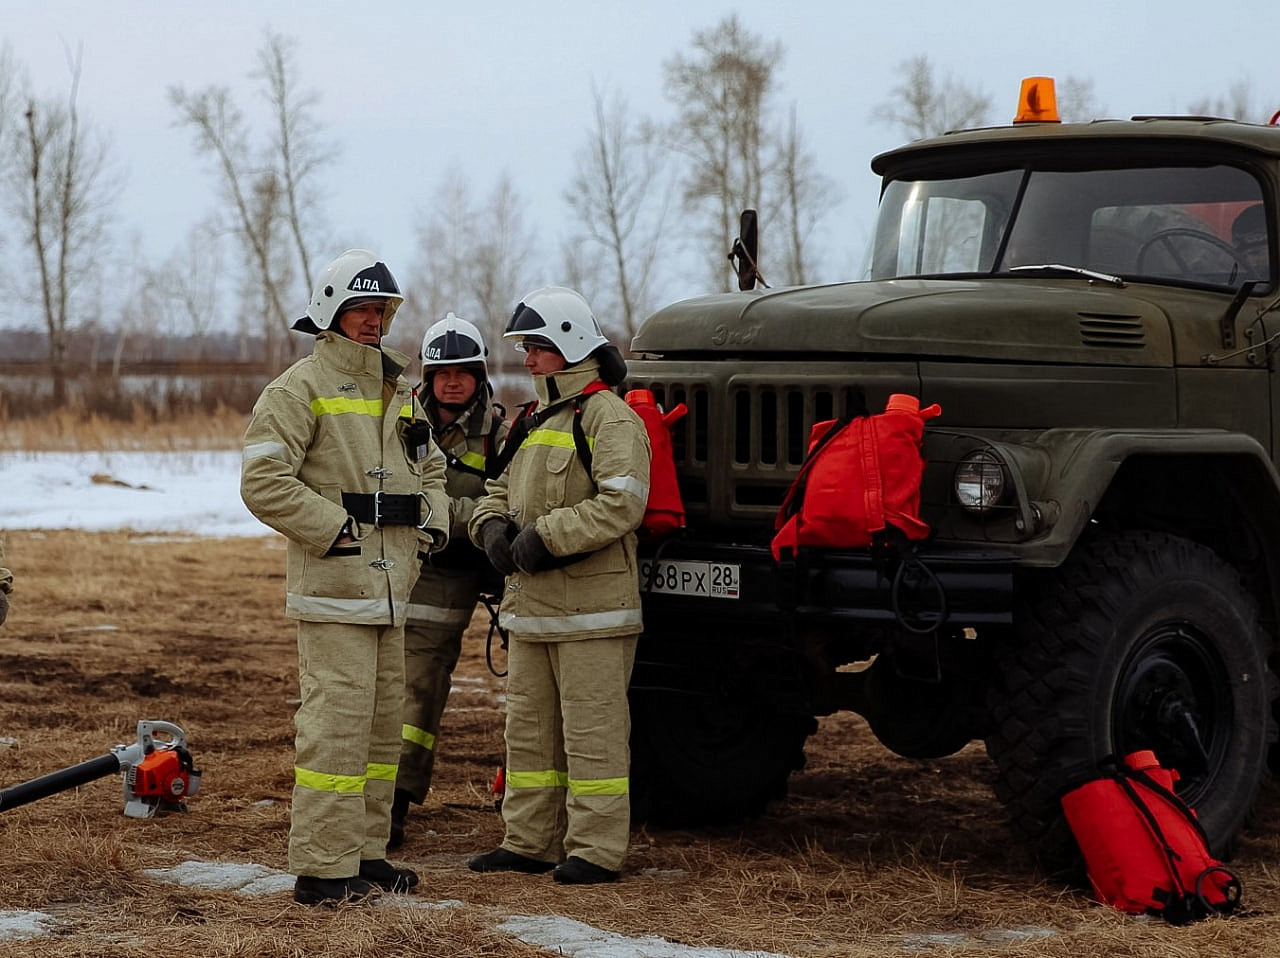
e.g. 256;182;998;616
866;164;1270;291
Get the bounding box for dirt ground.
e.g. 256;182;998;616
4;528;1280;957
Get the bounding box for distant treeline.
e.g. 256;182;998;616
3;327;306;367
0;328;529;419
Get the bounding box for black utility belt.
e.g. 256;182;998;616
342;491;425;527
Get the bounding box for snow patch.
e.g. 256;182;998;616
144;860;295;896
0;910;59;941
498;914;791;958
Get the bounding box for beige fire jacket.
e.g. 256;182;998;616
241;331;450;626
469;357;650;641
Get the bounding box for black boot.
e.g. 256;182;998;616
293;875;380;906
388;788;412;850
552;856;620;885
468;847;556;874
359;858;419;892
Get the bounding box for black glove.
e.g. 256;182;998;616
479;520;516;576
0;591;7;627
511;525;553;574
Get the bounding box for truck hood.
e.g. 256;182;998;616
631;279;1174;366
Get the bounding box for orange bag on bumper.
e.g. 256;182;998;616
772;394;941;560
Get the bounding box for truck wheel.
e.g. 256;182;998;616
628;649;816;826
985;530;1275;864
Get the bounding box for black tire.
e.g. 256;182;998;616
985;531;1275;864
628;640;816;826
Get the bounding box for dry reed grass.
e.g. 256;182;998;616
4;530;1280;956
0;405;247;452
6;424;1280;955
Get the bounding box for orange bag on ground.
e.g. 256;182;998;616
1061;751;1242;924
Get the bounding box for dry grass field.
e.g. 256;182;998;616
4;411;1280;956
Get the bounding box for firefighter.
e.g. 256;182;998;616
467;286;650;885
390;312;509;848
0;536;12;626
240;249;451;907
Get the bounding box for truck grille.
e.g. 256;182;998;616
642;379;869;516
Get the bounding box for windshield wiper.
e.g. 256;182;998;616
1008;263;1126;287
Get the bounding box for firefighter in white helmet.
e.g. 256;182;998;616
467;286;650;884
241;249;451;906
389;312;509;848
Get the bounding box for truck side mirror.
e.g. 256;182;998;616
729;209;764;291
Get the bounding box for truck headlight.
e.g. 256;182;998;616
954;450;1006;514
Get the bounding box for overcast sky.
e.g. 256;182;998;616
12;1;1280;322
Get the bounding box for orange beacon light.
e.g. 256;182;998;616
1014;76;1061;124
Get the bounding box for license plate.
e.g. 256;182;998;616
640;559;740;599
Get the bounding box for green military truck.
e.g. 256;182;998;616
623;82;1280;861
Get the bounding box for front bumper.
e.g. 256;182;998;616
638;538;1016;632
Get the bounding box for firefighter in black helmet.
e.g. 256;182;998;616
390;313;509;847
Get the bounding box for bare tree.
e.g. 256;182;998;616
770;105;840;287
408;167;477;333
1189;80;1264;122
145;217;227;354
872;55;993;141
470;174;536;376
256;32;330;288
8;49;118;405
557;241;606;316
564;84;669;343
0;43;20;265
170;29;332;368
169;84;288;364
663;14;782;290
1056;76;1103;123
407;170;537;377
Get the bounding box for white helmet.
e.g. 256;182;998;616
293;248;404;334
421;312;488;374
504;286;609;364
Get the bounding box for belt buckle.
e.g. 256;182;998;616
416;493;434;532
373;490;385;526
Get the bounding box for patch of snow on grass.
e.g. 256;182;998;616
0;910;58;941
144;860;294;896
499;914;792;958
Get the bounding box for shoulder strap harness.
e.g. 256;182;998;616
488;381;610;480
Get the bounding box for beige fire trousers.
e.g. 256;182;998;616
499;633;638;871
288;620;404;878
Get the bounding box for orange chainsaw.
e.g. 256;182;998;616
0;720;201;818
